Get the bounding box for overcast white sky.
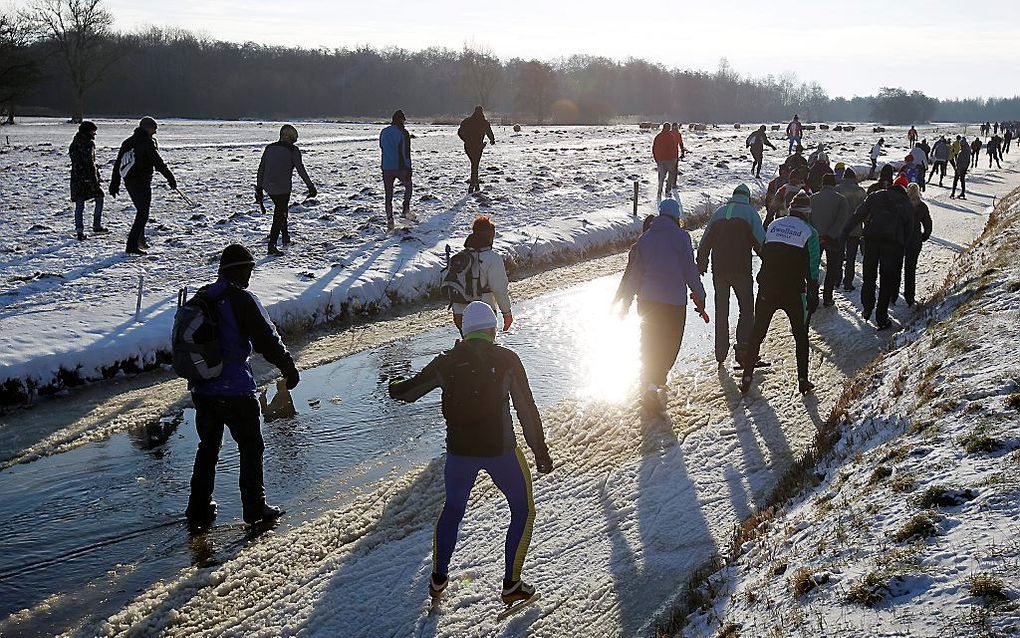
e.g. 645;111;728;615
79;0;1020;99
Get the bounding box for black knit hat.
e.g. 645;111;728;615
139;116;158;131
78;120;97;133
218;244;255;273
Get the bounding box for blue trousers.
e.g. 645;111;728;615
434;447;535;582
74;196;104;233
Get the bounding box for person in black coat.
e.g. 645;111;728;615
902;183;933;306
457;106;496;193
110;116;177;255
69;121;107;240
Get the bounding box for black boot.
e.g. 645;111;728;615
243;503;284;526
186;500;217;532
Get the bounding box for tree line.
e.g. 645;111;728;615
2;1;1017;125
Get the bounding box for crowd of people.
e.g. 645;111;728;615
69;110;1015;612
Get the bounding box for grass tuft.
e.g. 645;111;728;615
957;427;1004;454
892;511;940;542
967;574;1009;604
867;464;893;486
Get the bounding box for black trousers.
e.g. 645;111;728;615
951;168;967;196
750;149;763;177
903;241;922;305
860;239;904;325
125;182;152;251
268;192;291;246
465;144;484;190
843;236;862;288
188;393;267;517
821;241;843;303
712;270;754;364
742;287;809;381
928;161;947;183
638;300;687;387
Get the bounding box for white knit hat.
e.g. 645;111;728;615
462;301;497;335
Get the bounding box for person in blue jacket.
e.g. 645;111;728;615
186;244;301;531
616;198;707;412
379;109;413;230
696;184;765;367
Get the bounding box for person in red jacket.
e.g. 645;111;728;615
653;123;680;200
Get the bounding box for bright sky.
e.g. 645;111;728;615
92;0;1020;99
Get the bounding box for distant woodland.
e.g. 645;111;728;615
3;2;1018;125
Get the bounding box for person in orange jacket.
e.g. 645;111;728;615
653;123;679;200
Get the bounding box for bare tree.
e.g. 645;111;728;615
29;0;118;122
0;10;42;123
514;60;555;124
460;43;501;108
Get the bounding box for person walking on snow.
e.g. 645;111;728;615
907;126;918;146
450;215;513;335
615;198;707;413
379;109;413;230
653;123;680;199
835;168;866;291
110;117;176;255
840;175;912;330
69;120;107;241
739;191;819;396
256;124;317;256
786;115;803;153
696;184;765;368
458;106;496;193
388;300;552;607
868;137;886;178
928;136;950;186
950;137;971;199
184;244;301;531
809;173;850;307
671;122;687;160
903;183;933;307
746;125;776;179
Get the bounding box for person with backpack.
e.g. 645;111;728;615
653;123;680;200
388;300;552;607
868;138;885;179
110;116;176;255
809;173;850;307
928;136;950;186
379;110;413;230
696;184;765;368
256;124;317;256
950;137;971;200
69;120;107;241
835;168;867;291
176;244;300;531
786;115;803;154
903;183;933;307
746;126;776;179
739;191;819;396
615;198;707;412
841;175;912;330
458;106;496;193
445;215;512;334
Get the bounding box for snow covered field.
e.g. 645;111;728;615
0;118;968;400
3;130;1003;637
682;188;1020;638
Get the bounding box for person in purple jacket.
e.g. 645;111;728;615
615;198;707;413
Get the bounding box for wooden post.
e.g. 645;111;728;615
632;181;639;216
135;275;144;322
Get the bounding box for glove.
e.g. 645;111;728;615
255;187;264;202
167;175;178;190
503;313;513;331
807;282;820;314
285;367;300;390
535;451;553;474
109;184;119;198
387;376;406;399
308;185;318;199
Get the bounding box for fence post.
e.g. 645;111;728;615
135;275;144;322
632;181;639;216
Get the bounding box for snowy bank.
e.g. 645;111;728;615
681;187;1020;638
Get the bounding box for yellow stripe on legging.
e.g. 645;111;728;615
511;446;536;581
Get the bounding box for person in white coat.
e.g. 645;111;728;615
451;215;513;334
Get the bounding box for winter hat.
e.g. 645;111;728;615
790;191;811;217
822;173;836;187
893;174;909;188
843;168;857;180
732;184;751;203
461;301;497;335
218;244;256;273
905;154;914;162
834;161;846;171
78;120;97;134
139;116;158;131
658;198;683;219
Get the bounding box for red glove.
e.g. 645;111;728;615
503;314;513;331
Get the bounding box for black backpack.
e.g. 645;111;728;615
439;248;485;305
440;344;505;455
171;287;224;383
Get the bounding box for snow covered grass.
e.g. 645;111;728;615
681;186;1020;638
0;118;957;406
